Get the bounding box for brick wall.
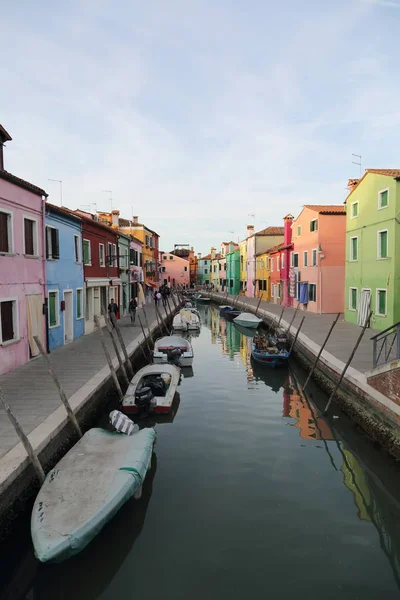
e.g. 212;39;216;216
368;367;400;406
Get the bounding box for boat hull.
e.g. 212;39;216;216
234;318;260;329
153;355;193;367
121;364;180;414
251;344;290;368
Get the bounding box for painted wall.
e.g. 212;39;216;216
210;256;221;289
0;179;46;374
255;252;270;301
239;240;247;294
197;255;211;285
121;221;159;293
45;207;85;350
160;252;190;287
344;173;400;330
129;238;143;299
246;233;256;298
226;250;240;295
118;233;130;316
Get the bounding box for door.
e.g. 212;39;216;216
63;290;73;343
357;289;371;327
26;294;44;357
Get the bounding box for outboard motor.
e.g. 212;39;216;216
135;386;154;418
145;375;167;396
167;347;182;365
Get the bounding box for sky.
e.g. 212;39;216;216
2;0;400;253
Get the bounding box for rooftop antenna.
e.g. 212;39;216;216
48;179;63;207
79;202;97;212
352;154;362;178
248;213;255;225
102;190;113;211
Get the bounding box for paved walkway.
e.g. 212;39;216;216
0;303;167;459
211;293;378;375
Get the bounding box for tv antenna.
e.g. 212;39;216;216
102;190;113;211
352;154;362;178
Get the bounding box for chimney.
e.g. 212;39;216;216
283;214;294;246
0;125;12;171
348;179;359;193
132;216;139;225
247;225;254;235
198;252;202;259
211;247;216;260
111;209;120;227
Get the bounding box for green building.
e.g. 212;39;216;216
117;232;131;317
226;249;240;295
344;169;400;331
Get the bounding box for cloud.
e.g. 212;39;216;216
359;0;400;7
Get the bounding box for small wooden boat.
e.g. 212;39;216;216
172;308;201;331
31;427;155;563
219;305;234;316
234;322;257;338
251;342;290;368
122;364;180;414
223;309;241;321
233;312;262;329
153;335;194;367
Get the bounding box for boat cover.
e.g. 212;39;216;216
31;427;155;563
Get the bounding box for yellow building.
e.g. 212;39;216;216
255;251;270;301
210;247;221;290
239;239;247;295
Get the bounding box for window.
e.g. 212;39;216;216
118;245;125;268
169;255;173;260
350;237;358;262
303;251;308;267
107;242;112;266
277;256;280;271
271;258;274;272
0;299;18;344
281;254;285;270
310;219;318;232
163;255;167;260
349;287;358;311
99;243;105;266
112;244;117;267
48;290;59;328
149;237;153;248
0;210;13;253
24;217;37;256
378;189;389;210
308;283;317;302
205;260;208;265
204;268;208;274
145;235;149;247
293;253;299;268
297;225;302;236
83;239;91;265
76;288;84;319
184;266;188;271
351;202;359;219
378;230;388;259
376;289;387;316
311;249;317;266
290;252;294;267
45;226;59;260
162;266;166;272
74;235;81;262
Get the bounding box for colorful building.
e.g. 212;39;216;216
291;205;346;313
226;248;240;295
239;238;248;294
117;232;131;317
255;251;270;301
159;251;190;287
129;236;143;301
197;253;211;286
210;247;222;290
45;204;85;351
189;250;198;287
269;215;293;305
0;126;47;374
344;169;400;330
246;225;284;298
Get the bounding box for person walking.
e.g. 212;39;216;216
108;298;118;326
154;290;159;306
129;297;137;324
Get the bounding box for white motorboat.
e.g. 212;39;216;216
122;364;180;415
233;312;263;329
153;335;194;367
172;308;201;331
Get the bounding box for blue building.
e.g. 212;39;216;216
45;204;85;351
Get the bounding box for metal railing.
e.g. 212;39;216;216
371;322;400;369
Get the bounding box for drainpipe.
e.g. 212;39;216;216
42;197;50;352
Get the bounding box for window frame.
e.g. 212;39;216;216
76;287;84;319
376;288;387;317
48;289;60;329
277;255;280;272
0;208;14;254
270;258;274;272
350;201;359;219
23;215;39;257
311;248;317;267
308;283;317;302
349;287;358;311
112;244;117;267
303;250;308;267
74;234;81;263
83;239;92;265
310;218;318;232
297;225;302;237
290;251;294;267
281;253;285;270
45;225;60;260
0;297;19;345
377;229;388;260
99;243;105;267
378;188;389;211
349;236;358;262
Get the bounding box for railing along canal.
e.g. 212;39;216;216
371;322;400;369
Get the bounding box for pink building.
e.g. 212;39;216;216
246;225;284;298
291;205;346;313
159;251;190;287
0;125;47;375
269;215;294;306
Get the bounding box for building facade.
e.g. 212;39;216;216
226;249;240;295
129;236;143;301
45;204;85;351
210;248;222;290
344;170;400;330
239;239;248;294
159;251;190;287
197;254;211;286
246;225;284;298
0;125;47;374
291;205;346;314
118;233;131;317
255;251;270;301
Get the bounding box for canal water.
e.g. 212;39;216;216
2;304;400;599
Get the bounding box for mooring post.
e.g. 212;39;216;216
109;313;134;379
0;387;45;484
103;311;130;386
166;296;174;317
142;306;152;339
137;313;152;356
234;294;240;308
304;313;341;391
157;305;170;335
255;296;262;316
170;293;178;310
34;336;82;437
323;310;373;414
288;315;305;355
94;316;123;400
276;307;285;329
286;302;300;335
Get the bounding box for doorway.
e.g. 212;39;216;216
63;290;73;344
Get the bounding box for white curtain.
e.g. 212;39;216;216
26;294;44;356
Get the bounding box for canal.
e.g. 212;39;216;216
2;304;400;599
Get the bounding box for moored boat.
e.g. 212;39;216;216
31;426;155;563
195;295;211;303
122;364;180;415
153;335;194;367
251;334;290;368
233;312;263;329
172;308;201;331
234;322;258;338
223;309;241;321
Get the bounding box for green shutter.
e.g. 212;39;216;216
380;190;388;207
77;290;82;318
49;293;57;327
352;238;358;261
378;290;386;315
380;231;388;258
351;288;357;310
83;241;90;264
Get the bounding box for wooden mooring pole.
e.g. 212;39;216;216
276;307;285;329
0;387;45;484
303;313;340;391
103;312;130;387
288;315;305;354
137;313;152;356
323;311;373;415
109;312;134;379
142;306;152;339
94;316;123;400
286;302;300;334
255;296;262;316
34;336;82;437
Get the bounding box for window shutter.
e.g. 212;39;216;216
0;213;9;252
45;227;50;258
24;219;34;255
49;293;57;326
52;228;60;259
1;301;14;342
380;232;388;258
